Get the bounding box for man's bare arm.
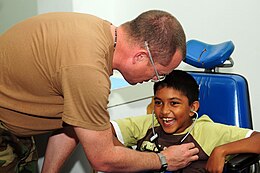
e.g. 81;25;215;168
74;126;199;172
41;126;79;173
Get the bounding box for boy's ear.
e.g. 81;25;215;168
189;101;200;117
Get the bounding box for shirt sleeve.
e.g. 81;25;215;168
111;114;159;147
61;65;111;131
195;115;252;156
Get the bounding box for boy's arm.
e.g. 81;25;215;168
111;122;125;146
110;115;156;147
205;131;260;172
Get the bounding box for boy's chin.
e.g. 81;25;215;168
162;127;177;134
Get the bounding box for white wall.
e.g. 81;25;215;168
73;0;260;131
37;0;73;14
0;0;37;33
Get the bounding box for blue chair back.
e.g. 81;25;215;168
189;72;252;129
184;40;258;172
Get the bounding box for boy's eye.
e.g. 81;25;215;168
154;100;162;105
170;101;179;106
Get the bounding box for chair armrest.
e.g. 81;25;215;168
225;153;260;171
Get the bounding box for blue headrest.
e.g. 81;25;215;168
184;40;235;69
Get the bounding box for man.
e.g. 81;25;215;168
0;10;199;173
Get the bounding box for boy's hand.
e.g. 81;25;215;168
205;147;226;173
161;142;199;171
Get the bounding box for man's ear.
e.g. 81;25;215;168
132;51;148;64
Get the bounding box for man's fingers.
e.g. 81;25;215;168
182;142;195;149
183;142;199;162
182;142;199;155
189;147;199;156
190;154;199;162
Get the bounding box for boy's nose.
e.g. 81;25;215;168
161;105;170;114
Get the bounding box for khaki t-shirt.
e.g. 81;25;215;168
0;12;114;136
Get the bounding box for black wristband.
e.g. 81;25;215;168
157;153;168;172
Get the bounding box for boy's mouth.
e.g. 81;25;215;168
162;117;175;126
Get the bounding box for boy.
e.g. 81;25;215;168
111;70;260;172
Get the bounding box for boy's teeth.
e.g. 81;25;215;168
163;118;173;121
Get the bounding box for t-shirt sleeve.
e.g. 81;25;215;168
111;114;158;147
61;65;111;131
196;115;252;156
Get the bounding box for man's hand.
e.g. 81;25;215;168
161;142;199;171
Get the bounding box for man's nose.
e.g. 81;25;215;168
152;75;158;81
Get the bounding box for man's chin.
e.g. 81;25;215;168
123;77;144;85
129;82;137;85
125;79;138;85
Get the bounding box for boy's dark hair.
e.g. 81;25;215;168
153;70;199;105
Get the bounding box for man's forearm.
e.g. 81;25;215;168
75;127;198;172
41;127;79;173
96;145;161;172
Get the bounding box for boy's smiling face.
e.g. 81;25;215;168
154;86;195;134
